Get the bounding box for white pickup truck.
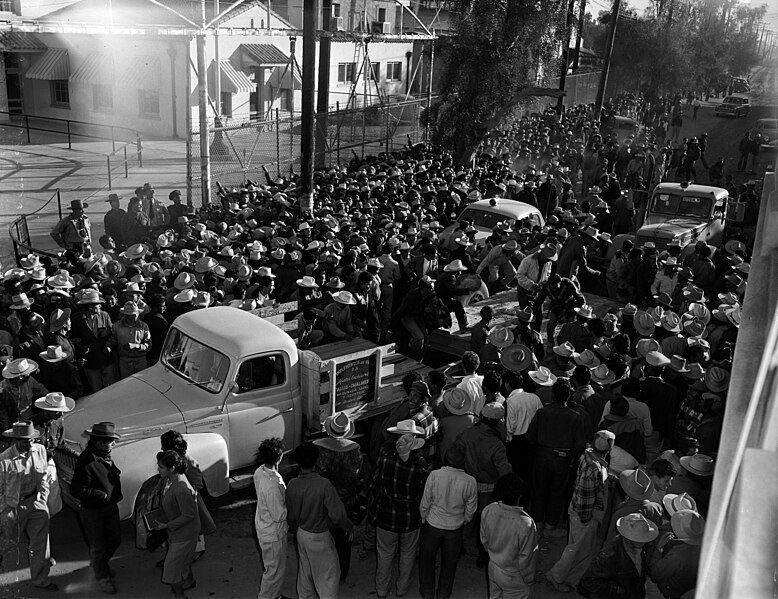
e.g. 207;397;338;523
55;306;429;519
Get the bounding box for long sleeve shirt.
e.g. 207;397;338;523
649;539;701;599
286;471;352;534
457;374;485;417
367;450;428;533
505;389;543;440
476;246;517;286
110;317;151;359
161;478;200;542
253;465;288;541
650;272;678;296
480;502;537;580
570;449;609;524
322;302;354;339
0;443;49;512
600;397;653;437
51;215;91;247
419;466;477;530
516;253;552;291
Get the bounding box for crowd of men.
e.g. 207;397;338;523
0;97;753;597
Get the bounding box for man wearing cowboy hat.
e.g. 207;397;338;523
435;260;470;332
51;199;91;256
323;291;359;342
121;197;150;247
556;226;600;284
649;509;705;598
38;343;83;400
0;359;48;448
71;423;123;594
71;289;116;393
607;469;663;541
0;421;57;591
476;239;520;294
516;242;558;321
103;194;126;250
109;301;151;380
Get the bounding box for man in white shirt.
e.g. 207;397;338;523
599;378;653;438
456;351;485;416
253;437;289;599
503;369;543;490
419;444;477;599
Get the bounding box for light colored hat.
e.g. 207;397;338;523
20;254;42;270
2;358;38;379
396;433;425;461
366;257;383;269
487;326;514;348
686;302;711;324
443;259;467;272
296;276;319;288
528;366;557;387
194;256;218;273
590;364;616;386
481;402;505;420
442;387;473;416
256;266;276;278
39;344;68;363
662;492;698;516
47;273;75;289
386;419;424;435
593;429;616;451
120;243;149;261
553;341;576;358
174;289;196;303
574;305;595;319
679;454;715;476
645;350;670;368
34;391;75;412
173;272;195;290
636;338;660;358
574;349;600;367
670;509;705;546
633;311;656;336
616;513;659;543
324;412;355;439
619;468;654;501
120;301;142;315
333;291;357;305
661;311;682;333
79;289;106;306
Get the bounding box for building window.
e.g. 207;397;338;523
378;7;386;22
138;89;160;117
370;62;381;82
50;80;69;107
220;92;232;118
0;0;13;11
280;89;293;112
332;2;340;17
387;61;402;82
337;62;356;83
92;84;113;112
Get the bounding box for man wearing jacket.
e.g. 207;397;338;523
71;422;123;595
0;421;56;591
71;289;116;393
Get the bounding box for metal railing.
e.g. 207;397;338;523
106;138;144;190
8;189;63;266
0;110;141;152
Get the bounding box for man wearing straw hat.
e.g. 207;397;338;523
0;421;57;591
71;289;116;393
0;358;48;448
51;199;91;256
649;509;705;598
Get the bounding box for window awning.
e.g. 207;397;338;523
121;55;161;89
239;44;289;67
209;60;255;94
25;49;69;80
0;31;46;53
70;54;115;84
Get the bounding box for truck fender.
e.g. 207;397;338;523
181;433;230;497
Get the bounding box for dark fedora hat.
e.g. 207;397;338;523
70;199;88;210
84;422;120;439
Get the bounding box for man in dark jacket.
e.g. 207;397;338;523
71;422;123;595
70;290;116;394
103;194;126;250
435;260;470;331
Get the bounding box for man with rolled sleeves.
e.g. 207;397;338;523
0;421;57;591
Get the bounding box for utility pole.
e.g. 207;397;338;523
197;0;211;205
557;0;576;115
595;0;621;118
214;0;220;120
315;0;332;167
300;0;316;195
425;39;434;141
573;0;586;72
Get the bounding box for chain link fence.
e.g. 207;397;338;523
187;97;432;206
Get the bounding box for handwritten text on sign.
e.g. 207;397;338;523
334;354;377;411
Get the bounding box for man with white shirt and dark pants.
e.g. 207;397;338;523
456;351;485;416
503;368;543;491
418;443;477;599
599;378;653;444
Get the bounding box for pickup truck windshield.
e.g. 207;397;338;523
651;193;712;219
162;328;230;393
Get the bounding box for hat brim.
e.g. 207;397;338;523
334;297;356;306
386;426;424;435
296;279;319;288
83;428;121;439
34;396;75;412
2;427;41;439
501;345;534;373
39;351;66;363
443;397;473;416
616;519;659;543
120;308;142;315
679;456;714;476
443;265;467;272
325;418;355;439
592;373;616;386
634;324;656;336
528;372;557;386
574;309;594;319
2;363;38;379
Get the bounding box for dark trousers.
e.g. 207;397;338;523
473;490;494;563
530;448;573;527
332;526;352;581
442;297;467;328
419;523;463;599
738;152;749;171
79;504;121;581
507;435;535;496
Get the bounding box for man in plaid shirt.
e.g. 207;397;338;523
545;430;615;593
368;433;429;598
409;381;440;465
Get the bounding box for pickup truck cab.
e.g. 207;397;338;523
439;198;545;248
716;95;750;118
55;306;428;519
636;183;729;251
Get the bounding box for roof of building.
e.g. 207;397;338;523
0;31;47;51
240;43;289;66
40;0;291;28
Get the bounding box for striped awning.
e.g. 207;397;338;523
69;54;115;84
25;48;69;80
0;31;46;52
121;55;161;89
239;44;288;67
209;60;254;94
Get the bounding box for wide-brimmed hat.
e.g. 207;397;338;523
590;364;616;386
668;355;690;373
553;341;576;358
296;276;318;288
120;243;149;261
540;243;559;261
324;412;355;439
661;311;682;333
2;420;41;439
84;422;121;439
120;301;142;315
684;362;706;381
636;338;660;358
574;349;600;367
174;272;196;290
686;302;711;324
671;509;705;545
619;468;654;501
680;454;715;476
662;492;698;516
39;344;68;363
724;239;746;255
580;226;599;240
332;291;357;306
442;387;473;415
501;344;534;373
620;303;638;318
487;326;514;348
78;288;104;305
256;266;276;278
616;513;659;543
20;254;42;270
48;307;71;333
2;358;38;379
705;366;729;393
514;306;535;323
194;256;218;273
443;259;467;272
69;199;88;211
387;419;424;435
653;292;673;308
528;366;557;387
193;291;211;308
574;305;595;319
633;311;656;336
645;350;670;368
34;391;75;412
9;293;32;310
396;433;425;460
174;289;196;303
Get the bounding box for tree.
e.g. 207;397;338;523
430;0;567;164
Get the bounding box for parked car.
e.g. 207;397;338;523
754;118;778;153
715;95;750;118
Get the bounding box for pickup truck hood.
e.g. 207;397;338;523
62;375;184;446
638;217;705;240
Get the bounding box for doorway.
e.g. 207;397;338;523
4;54;23;115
